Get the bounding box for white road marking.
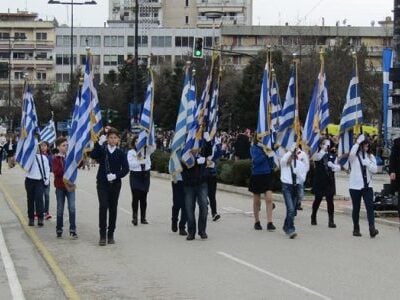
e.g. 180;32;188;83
0;226;25;300
217;251;331;300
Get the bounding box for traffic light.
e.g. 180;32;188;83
193;37;204;58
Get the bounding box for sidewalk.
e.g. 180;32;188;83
151;171;400;228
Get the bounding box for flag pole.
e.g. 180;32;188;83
293;53;301;146
352;50;362;135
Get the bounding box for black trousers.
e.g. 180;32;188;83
207;176;218;216
350;187;375;230
171;181;187;229
25;178;44;221
131;189;148;220
97;181;121;237
312;193;335;220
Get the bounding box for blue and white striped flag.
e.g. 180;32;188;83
303;72;330;156
136;70;155;158
270;75;282;133
383;48;393;147
257;63;273;149
15;86;39;172
208;79;220;140
90;71;102;137
277;70;296;150
338;70;363;167
64;58;93;185
40;119;56;144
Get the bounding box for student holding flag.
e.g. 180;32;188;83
39;141;53;220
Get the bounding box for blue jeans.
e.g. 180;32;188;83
56;188;76;233
282;183;298;235
297;183;304;208
43;184;50;214
184;182;208;235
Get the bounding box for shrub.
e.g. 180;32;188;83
232;159;251;187
151;150;170;174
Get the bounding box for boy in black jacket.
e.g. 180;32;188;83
91;127;129;246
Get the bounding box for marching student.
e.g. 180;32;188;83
52;137;77;239
0;134;5;174
206;137;222;222
170;173;187;236
311;139;341;228
348;134;379;238
249;134;276;231
25;145;50;227
296;145;309;210
4;135;17;168
91;127;129;246
39;141;53;220
389;133;400;228
280;143;308;239
127;135;151;226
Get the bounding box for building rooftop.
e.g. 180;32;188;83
0;12;38;21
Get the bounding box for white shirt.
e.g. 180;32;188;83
348;143;377;190
280;151;308;185
127;149;151;171
107;145;116;154
26;154;50;182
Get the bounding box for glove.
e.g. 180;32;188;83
44;179;50;186
327;161;340;172
196;157;206;165
107;173;116;182
357;134;365;144
203;132;211;142
99;135;107;146
289;143;297;152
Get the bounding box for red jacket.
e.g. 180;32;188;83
52;155;66;189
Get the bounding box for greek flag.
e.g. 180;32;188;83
15;86;39;171
182;71;213;168
64;58;93;184
40;119;56;144
277;70;296;150
136;70;155;158
208;79;220;140
383;48;393;146
270;75;282;133
303;72;330;156
90;69;102;137
257;63;273;149
338;70;363;167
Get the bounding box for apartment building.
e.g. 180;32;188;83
107;0;252;28
0;12;56;108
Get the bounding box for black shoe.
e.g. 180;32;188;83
353;230;362;237
132;219;138;226
70;232;78;239
212;214;221;222
141;219;148;224
56;232;62;238
370;228;379;238
28;219;34;226
272;203;276;210
171;221;178;232
254;221;262;230
186;233;195;241
267;222;276;231
99;238;107;246
108;237;115;244
38;219;44;227
328;222;337;228
289;232;297;239
311;216;317;226
297;206;303;211
199;232;208;239
179;228;188;236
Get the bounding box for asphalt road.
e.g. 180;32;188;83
0;166;400;300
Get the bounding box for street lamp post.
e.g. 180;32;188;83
48;0;97;87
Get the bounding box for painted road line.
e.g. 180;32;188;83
0;225;25;300
0;181;80;300
217;251;332;300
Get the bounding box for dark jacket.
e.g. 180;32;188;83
90;143;129;184
182;141;212;186
313;152;336;197
389;139;400;188
4;142;16;157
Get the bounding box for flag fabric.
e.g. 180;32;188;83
89;67;102;137
208;79;220;140
257;63;273;149
64;58;93;185
338;70;363;167
383;48;393;146
136;70;155;159
303;72;330;156
277;70;296;150
15;86;39;171
40;119;56;144
270;75;282;133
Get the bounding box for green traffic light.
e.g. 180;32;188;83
195;50;202;57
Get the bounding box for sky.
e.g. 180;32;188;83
2;0;394;27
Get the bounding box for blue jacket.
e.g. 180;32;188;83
206;143;222;177
250;144;273;175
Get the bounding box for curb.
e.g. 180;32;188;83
150;171;400;228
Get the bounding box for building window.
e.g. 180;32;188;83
14;32;26;40
56;73;70;82
37;72;47;80
205;36;213;47
56;35;77;47
14;72;25;80
185;16;189;24
104;36;124;47
127;35;148;47
36;32;47;40
13;52;33;60
36;52;48;60
0;52;9;59
0;32;10;40
80;35;101;47
80;54;101;65
104;55;124;66
151;36;172;48
56;54;77;65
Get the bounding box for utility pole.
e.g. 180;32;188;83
133;0;139;129
390;0;400;137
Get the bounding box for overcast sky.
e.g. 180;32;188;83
2;0;393;27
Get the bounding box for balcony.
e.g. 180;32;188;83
197;15;246;27
0;40;54;50
197;0;246;7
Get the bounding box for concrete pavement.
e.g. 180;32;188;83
0;166;400;299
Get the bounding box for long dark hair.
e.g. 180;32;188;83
130;135;138;150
